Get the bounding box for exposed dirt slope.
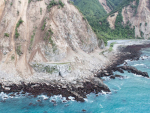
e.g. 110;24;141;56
99;0;111;13
0;0;109;85
108;0;150;39
107;12;118;29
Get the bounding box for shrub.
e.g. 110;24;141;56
16;45;22;56
59;0;64;7
4;33;9;37
15;18;23;39
40;8;42;15
41;19;46;30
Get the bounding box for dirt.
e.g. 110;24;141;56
99;0;111;13
109;0;150;39
107;12;118;29
0;0;106;85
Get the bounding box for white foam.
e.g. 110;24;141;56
133;64;145;66
125;59;131;62
68;96;75;101
38;95;49;100
100;104;103;108
102;77;110;81
140;56;149;60
84;98;93;103
101;90;111;95
0;92;9;100
112;83;121;90
133;74;142;77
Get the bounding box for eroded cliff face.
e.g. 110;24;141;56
99;0;111;13
0;0;108;85
122;0;150;39
108;0;150;39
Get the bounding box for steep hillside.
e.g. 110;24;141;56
72;0;107;43
99;0;112;13
98;0;140;40
99;0;124;13
72;0;136;44
73;0;150;41
0;0;110;85
121;0;150;39
106;0;124;10
103;0;150;39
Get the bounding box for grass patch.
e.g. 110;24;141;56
11;55;15;60
15;18;23;39
43;28;56;52
41;19;46;31
16;45;22;56
4;33;9;37
40;8;42;15
109;42;116;52
29;27;37;50
47;0;64;12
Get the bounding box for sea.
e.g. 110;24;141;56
0;48;150;113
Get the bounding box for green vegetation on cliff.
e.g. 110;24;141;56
72;0;107;29
72;0;140;44
106;0;124;10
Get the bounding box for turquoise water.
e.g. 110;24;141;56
1;48;150;113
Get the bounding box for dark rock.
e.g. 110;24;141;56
10;94;15;96
37;100;41;102
62;100;67;103
0;77;110;102
110;76;115;79
119;66;149;78
96;44;150;79
51;100;56;103
82;109;86;112
115;74;124;78
29;103;33;106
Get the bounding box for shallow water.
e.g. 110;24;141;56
1;48;150;113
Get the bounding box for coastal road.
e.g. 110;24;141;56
107;39;150;48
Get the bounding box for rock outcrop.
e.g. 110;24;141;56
0;77;110;102
119;66;149;78
0;0;111;85
0;0;112;100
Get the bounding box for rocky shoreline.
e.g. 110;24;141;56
97;44;150;79
0;77;110;102
0;43;150;102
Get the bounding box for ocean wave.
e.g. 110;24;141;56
0;92;29;100
111;83;121;90
140;56;149;60
84;98;93;103
100;104;103;108
101;90;111;95
68;96;75;101
38;95;49;100
133;64;145;67
133;74;144;78
102;77;110;81
49;95;63;102
0;92;9;100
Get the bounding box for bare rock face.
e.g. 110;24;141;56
108;0;150;39
0;0;108;85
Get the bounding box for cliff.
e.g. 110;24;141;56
106;0;150;39
0;0;113;101
0;0;111;86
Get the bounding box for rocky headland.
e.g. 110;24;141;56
0;0;150;102
0;40;150;102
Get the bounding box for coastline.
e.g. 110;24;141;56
0;40;150;102
97;40;150;78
